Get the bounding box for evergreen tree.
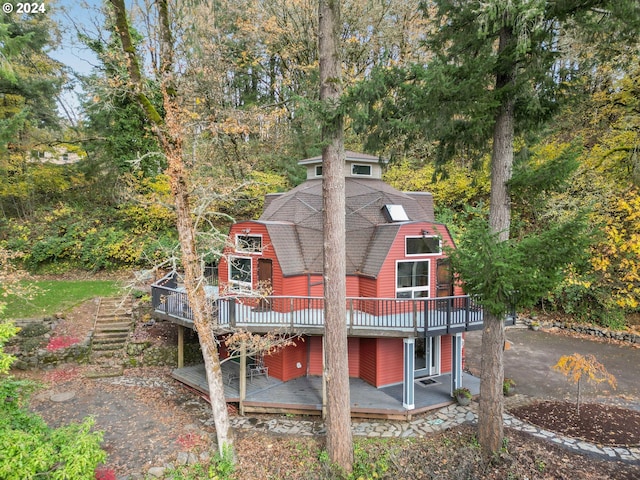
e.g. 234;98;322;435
352;0;640;457
0;9;68;218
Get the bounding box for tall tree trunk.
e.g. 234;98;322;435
479;24;515;459
109;0;234;458
318;0;353;472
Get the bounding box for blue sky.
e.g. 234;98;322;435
49;0;103;118
50;0;101;74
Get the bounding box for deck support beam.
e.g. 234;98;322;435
177;325;184;368
403;337;415;410
239;344;247;415
450;333;463;396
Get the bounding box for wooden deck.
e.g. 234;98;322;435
172;363;480;419
151;284;514;337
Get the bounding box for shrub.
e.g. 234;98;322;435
19;323;49;338
453;387;472;399
0;378;107;479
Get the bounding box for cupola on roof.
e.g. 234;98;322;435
299;150;387;180
250;152;436;277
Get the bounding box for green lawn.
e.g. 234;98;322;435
2;280;123;319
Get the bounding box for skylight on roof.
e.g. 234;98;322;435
383;204;409;222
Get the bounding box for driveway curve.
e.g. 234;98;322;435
463;327;640;410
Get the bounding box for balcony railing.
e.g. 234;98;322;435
151;274;516;337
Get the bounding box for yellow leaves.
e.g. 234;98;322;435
553;353;617;390
213;117;251;137
383;158;490;208
587;188;640;310
618;194;640;222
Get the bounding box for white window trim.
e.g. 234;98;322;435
395;259;431;298
405;236;442;256
228;256;253;290
315;165;323;177
351;163;372;176
235;234;263;254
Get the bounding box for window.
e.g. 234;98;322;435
406;236;441;255
351;164;372;176
315;165;323;177
229;257;252;288
236;234;262;253
396;260;430;298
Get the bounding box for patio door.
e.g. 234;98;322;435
415;336;440;377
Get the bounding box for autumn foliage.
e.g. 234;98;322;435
553;353;617;414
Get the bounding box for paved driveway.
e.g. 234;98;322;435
463;327;640;409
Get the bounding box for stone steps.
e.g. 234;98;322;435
94;323;131;331
88;296;134;376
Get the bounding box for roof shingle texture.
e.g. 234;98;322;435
258;178;434;277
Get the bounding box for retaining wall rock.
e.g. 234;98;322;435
522;318;640;344
8;317;92;369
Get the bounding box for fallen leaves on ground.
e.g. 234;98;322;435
510;400;640;446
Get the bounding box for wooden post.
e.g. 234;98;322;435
239;343;247;416
177;325;184;368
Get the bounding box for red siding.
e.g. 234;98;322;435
358;276;378;298
263;341;306;382
359;338;377;386
348;338;360;377
346;276;360;296
220;220;461;300
307;337;361;378
308;336;323;375
440;335;452;374
263;348;284;380
281;340;307;381
281;274;323;297
219;221;283;294
357;338;404;387
376;338;404;387
376;223;457;299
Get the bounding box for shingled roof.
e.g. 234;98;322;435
254;177;435;278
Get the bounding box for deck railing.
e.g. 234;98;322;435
151;274;516;335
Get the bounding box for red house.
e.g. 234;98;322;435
212;151;476;410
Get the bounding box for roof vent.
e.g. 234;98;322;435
382;204;409;222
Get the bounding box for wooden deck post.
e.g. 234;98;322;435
177;325;184;368
239;343;247;415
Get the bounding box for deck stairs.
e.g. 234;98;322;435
86;296;133;378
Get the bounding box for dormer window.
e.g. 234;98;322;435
236;234;262;253
351;164;371;176
315;165;323;177
406;236;441;255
